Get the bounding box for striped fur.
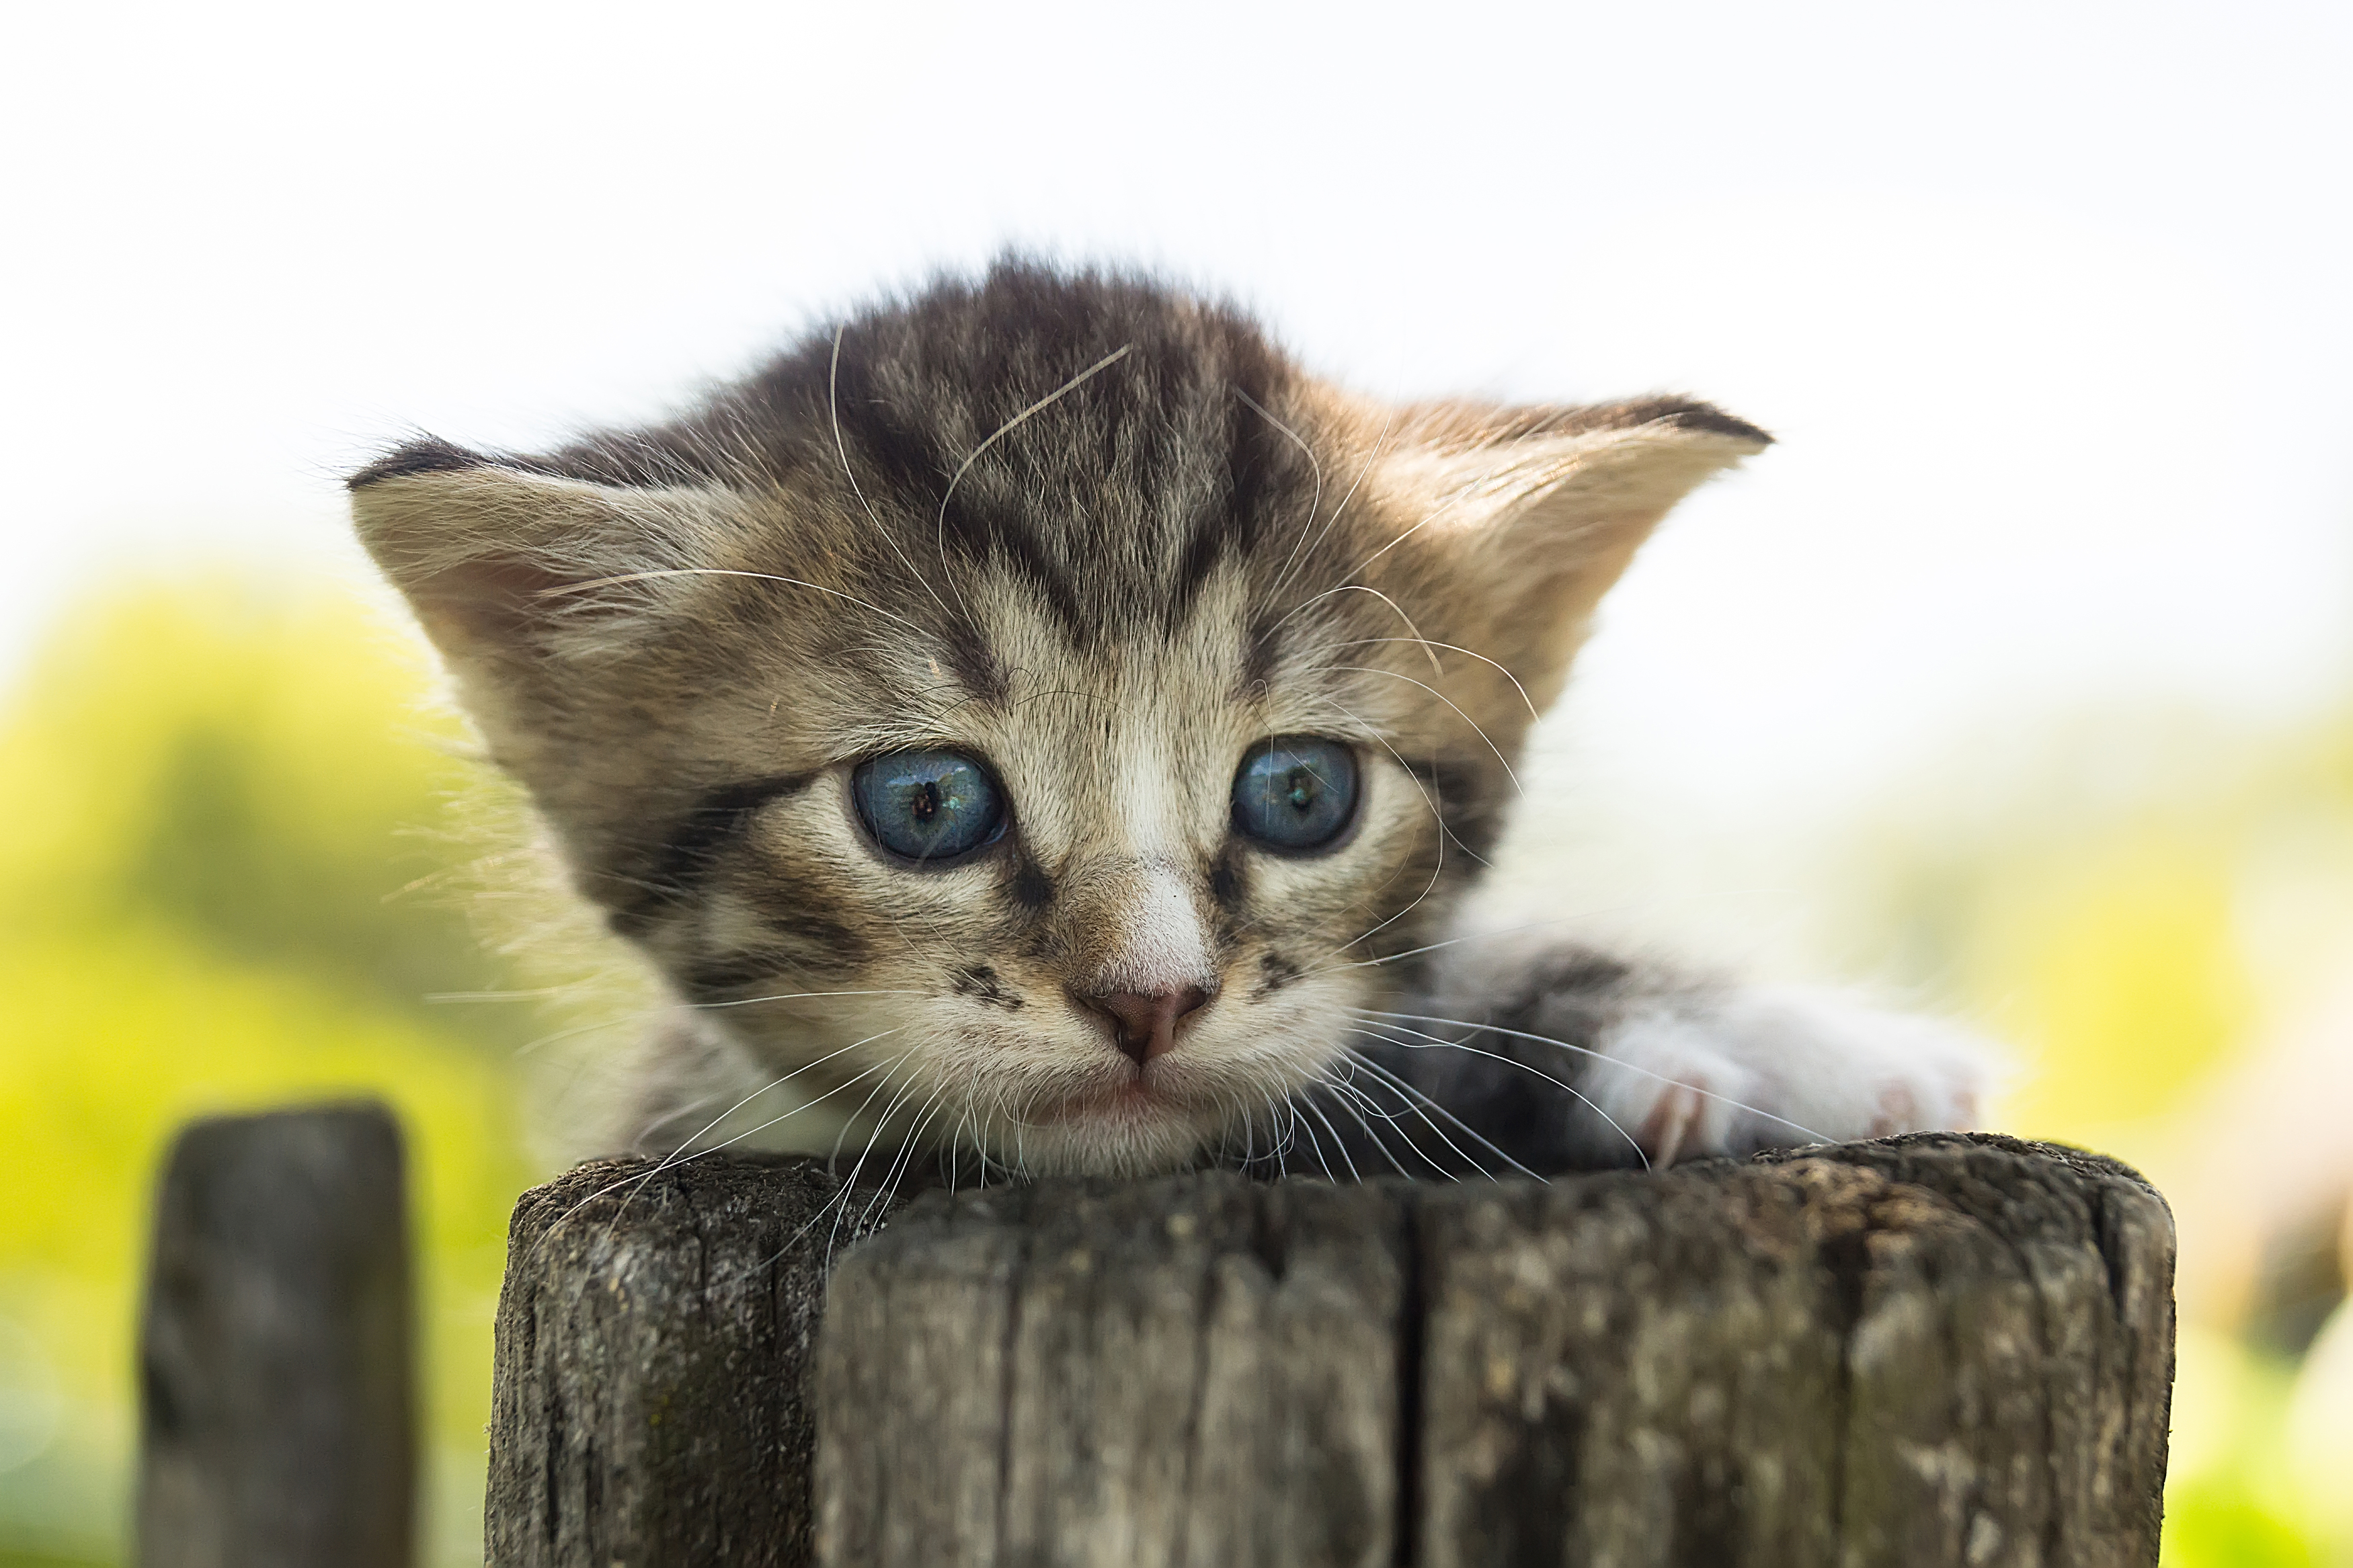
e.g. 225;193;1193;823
352;261;1784;1175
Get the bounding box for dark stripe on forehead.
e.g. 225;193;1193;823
1167;377;1300;632
938;618;1009;706
1238;607;1283;696
817;267;1308;643
963;501;1089;643
1168;513;1228;629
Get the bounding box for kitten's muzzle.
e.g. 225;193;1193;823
1069;984;1215;1067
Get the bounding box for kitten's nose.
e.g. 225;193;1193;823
1072;985;1214;1066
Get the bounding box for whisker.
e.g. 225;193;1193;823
1332;450;1529;585
934;343;1134;612
828;1050;925;1174
614;1026;902;1218
1330;636;1542;722
1297;911;1611;981
1322;665;1523;797
1252;583;1443;677
1216;690;1450;957
511;1012;649;1059
1289;1099;1341;1182
1304;695;1450;959
1321;1065;1416;1126
528;1042;905;1265
689;987;924;1012
813;1061;941;1266
1310;1079;1421;1179
537;567;928;637
849;1082;953;1247
662;1044;912;1164
1272;411;1392;601
1235;388;1323;559
1340;1043;1533;1181
424;985;576;1003
1298;1096;1365;1182
1347;1017;1650;1171
832;323;953;616
1359;1008;1832;1147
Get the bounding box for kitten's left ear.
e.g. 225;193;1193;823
1370;397;1769;710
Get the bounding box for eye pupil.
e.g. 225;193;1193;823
912;782;940;823
1233;738;1359;852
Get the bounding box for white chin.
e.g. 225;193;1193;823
991;1092;1218;1176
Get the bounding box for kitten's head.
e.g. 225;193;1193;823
352;262;1765;1174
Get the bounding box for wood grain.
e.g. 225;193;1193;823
487;1133;2175;1568
138;1102;415;1568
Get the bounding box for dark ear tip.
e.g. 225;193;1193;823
347;437;492;491
1638;397;1774;447
1673;403;1773;446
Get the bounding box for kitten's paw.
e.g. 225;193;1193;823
1588;988;1995;1165
1581;1015;1761;1167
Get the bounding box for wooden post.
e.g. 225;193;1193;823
485;1155;885;1567
138;1102;415;1568
487;1134;2175;1568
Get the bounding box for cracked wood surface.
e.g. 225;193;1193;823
487;1133;2174;1568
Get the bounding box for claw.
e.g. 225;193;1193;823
1640;1082;1702;1167
1869;1081;1919;1138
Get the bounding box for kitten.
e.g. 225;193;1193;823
352;261;1987;1181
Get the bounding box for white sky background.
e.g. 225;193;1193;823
3;0;2348;899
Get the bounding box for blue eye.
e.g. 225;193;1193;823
851;750;1006;863
1232;737;1359;852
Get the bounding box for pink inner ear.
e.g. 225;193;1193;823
411;550;579;655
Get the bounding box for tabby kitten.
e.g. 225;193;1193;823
352;262;1986;1180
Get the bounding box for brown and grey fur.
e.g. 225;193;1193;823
352;261;1987;1180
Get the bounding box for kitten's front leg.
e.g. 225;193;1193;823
1562;985;1993;1167
1355;940;1994;1173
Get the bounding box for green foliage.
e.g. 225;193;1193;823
2164;1486;2317;1568
1836;708;2353;1565
0;582;539;1044
1835;706;2353;1149
0;578;546;1565
2160;1329;2334;1568
0;575;2344;1565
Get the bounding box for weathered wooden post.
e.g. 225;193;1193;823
487;1157;879;1564
138;1102;416;1568
487;1133;2175;1568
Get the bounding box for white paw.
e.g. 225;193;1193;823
1579;1014;1760;1167
1587;988;1995;1166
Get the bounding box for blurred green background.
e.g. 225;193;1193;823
2;573;2350;1566
0;581;553;1568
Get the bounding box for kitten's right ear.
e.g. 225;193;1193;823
348;442;723;669
1359;397;1771;717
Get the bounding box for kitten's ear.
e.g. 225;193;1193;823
1373;397;1769;708
348;441;726;669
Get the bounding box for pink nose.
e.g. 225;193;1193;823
1072;985;1214;1066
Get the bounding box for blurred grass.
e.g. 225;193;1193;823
1837;708;2353;1566
0;572;2347;1563
1843;708;2353;1153
0;580;547;1566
